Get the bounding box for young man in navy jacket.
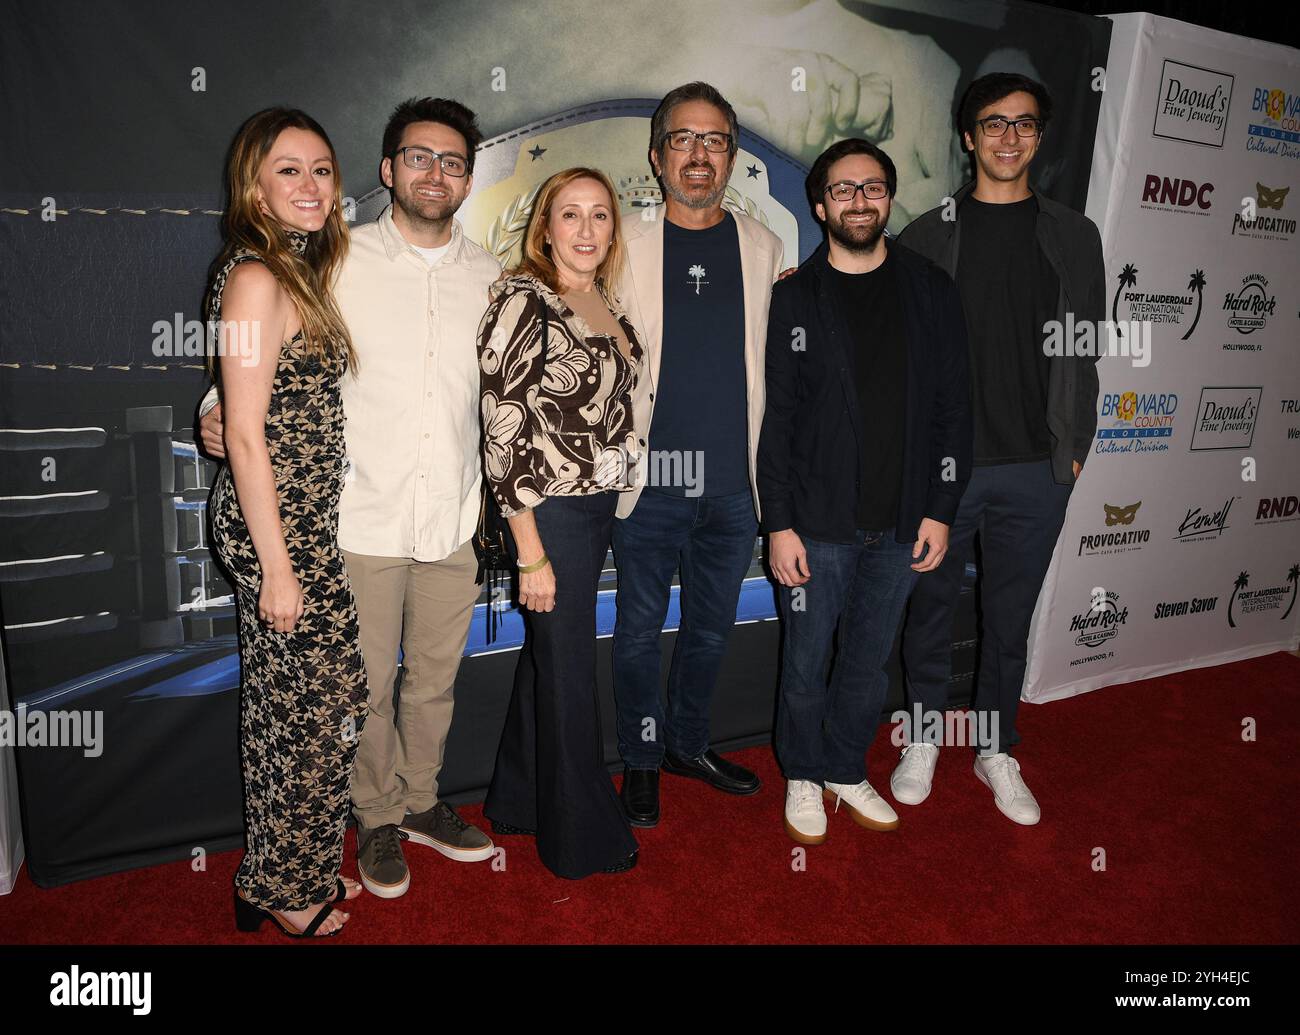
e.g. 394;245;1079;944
758;138;972;844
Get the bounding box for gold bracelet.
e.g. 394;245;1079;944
517;553;550;574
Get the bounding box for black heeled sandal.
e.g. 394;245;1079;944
234;878;353;938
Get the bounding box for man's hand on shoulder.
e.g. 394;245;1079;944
200;401;225;460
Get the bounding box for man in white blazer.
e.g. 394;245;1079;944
611;82;784;828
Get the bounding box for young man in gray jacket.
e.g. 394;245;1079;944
892;73;1104;825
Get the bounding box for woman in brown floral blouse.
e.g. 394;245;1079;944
478;167;645;878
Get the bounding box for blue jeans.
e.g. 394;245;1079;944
611;489;758;767
776;529;919;784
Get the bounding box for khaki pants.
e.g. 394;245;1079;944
344;540;480;829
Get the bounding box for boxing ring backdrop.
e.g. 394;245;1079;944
0;0;1117;887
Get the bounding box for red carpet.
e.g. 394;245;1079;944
3;652;1298;944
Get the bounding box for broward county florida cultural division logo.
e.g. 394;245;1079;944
1095;389;1178;456
1153;59;1233;147
1111;262;1204;340
1226;564;1299;627
1246;84;1300;160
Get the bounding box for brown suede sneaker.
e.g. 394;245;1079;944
399;802;494;862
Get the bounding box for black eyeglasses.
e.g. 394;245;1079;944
825;180;889;202
975;116;1042;138
664;129;733;153
396;146;469;177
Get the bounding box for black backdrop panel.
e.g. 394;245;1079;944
1;0;1109;886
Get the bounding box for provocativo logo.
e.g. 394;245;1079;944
1078;502;1149;557
1231;184;1295;241
1140;174;1214;213
1227;564;1299;627
1154;59;1233;148
1188;386;1260;451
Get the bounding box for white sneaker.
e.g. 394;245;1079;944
784;780;827;844
973;754;1041;825
823;780;900;831
890;743;940;805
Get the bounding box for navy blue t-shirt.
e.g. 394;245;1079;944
648;212;748;498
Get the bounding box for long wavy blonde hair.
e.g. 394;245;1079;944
207;107;355;372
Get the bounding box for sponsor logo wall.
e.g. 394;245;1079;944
1026;14;1300;703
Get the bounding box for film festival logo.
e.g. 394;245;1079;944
1067;588;1129;668
1255;492;1300;526
1220;273;1277;352
1095;388;1178;456
1153;59;1233;148
1173;495;1237;544
1139;173;1214;216
1226;564;1299;628
1111;262;1205;342
1188;386;1261;451
1245;84;1300;160
1077;501;1150;557
1230;184;1294;242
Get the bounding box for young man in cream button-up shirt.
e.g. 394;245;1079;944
201;99;501;899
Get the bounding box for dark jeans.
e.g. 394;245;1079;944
901;460;1071;755
776;529;919;783
484;493;637;879
611;488;758;767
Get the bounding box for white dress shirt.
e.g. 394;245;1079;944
335;205;501;561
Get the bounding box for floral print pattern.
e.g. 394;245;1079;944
478;274;644;517
207;247;369;912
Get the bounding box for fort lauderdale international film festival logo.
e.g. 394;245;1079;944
1153;59;1233;148
1246;84;1300;160
1095;388;1178;456
1231;184;1294;243
1226;564;1299;628
1188;386;1261;451
1111;262;1204;341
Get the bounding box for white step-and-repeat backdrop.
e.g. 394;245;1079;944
1025;13;1300;702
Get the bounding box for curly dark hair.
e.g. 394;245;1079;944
381;97;483;173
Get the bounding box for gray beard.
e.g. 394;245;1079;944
662;177;728;211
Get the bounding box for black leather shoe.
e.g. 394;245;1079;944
620;767;660;828
662;749;761;795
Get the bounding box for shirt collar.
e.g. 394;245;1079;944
376;203;470;266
